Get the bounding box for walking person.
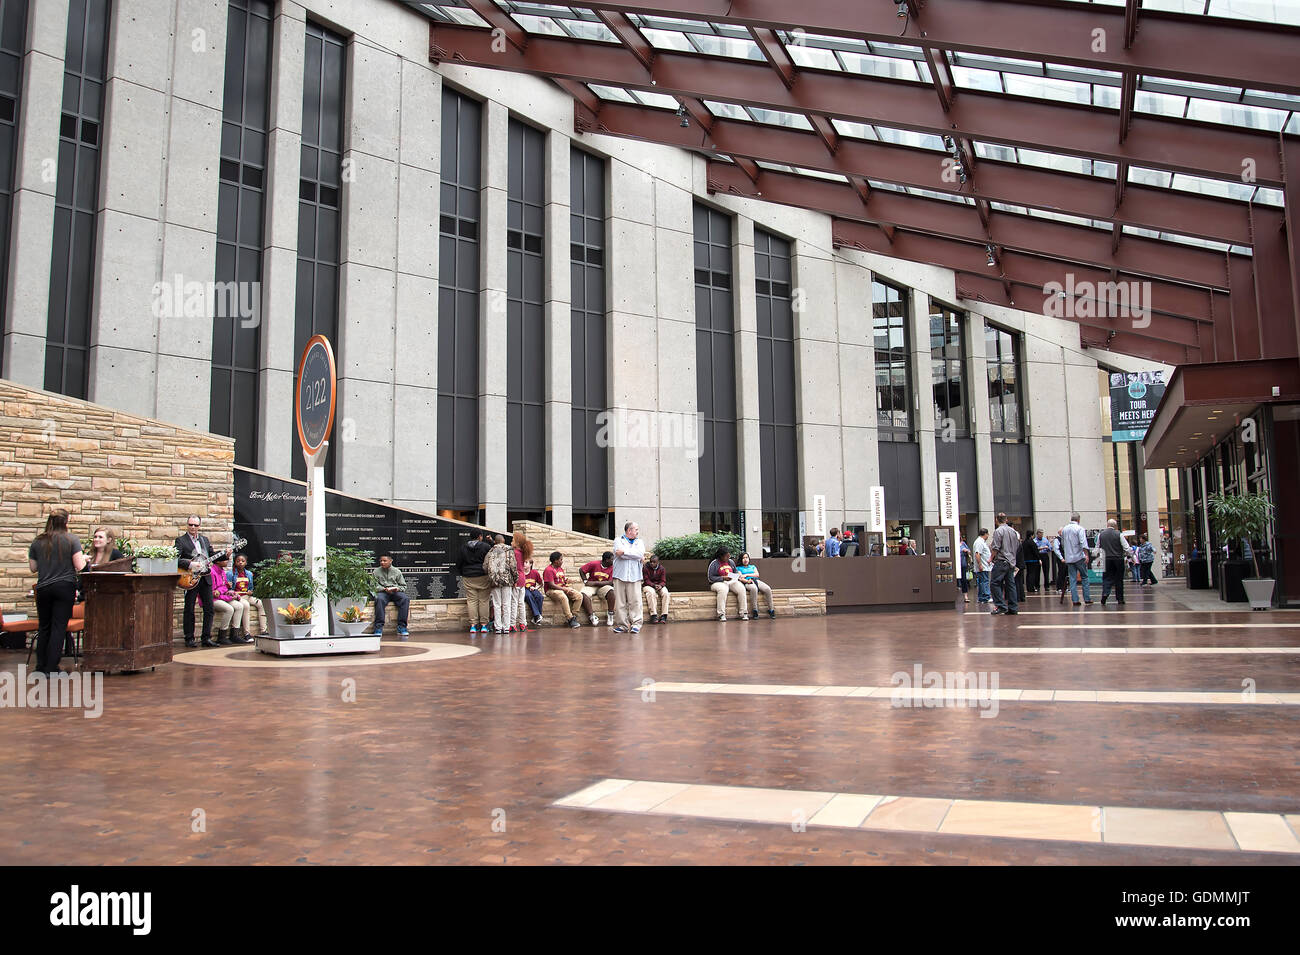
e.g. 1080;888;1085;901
611;522;645;634
511;530;533;633
707;548;748;622
642;553;671;624
958;537;971;603
989;513;1021;616
1130;538;1142;584
1051;529;1068;597
1022;532;1041;594
1098;519;1128;606
973;528;992;605
457;530;493;635
1138;536;1159;585
484;535;517;635
736;552;775;618
27;509;87;675
1062;513;1094;606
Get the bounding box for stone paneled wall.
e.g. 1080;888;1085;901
0;380;235;611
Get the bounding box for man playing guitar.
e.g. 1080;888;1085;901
176;516;216;647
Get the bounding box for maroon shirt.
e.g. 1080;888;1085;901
644;564;667;589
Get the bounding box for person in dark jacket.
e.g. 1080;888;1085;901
1021;534;1041;594
1098;519;1128;605
458;530;493;635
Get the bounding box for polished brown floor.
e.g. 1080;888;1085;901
2;584;1298;865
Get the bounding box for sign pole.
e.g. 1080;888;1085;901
304;442;330;637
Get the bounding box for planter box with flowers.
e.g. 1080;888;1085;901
133;544;179;575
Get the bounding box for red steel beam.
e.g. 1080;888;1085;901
1249;205;1299;361
460;0;527;54
594;9;655;71
831;219;1216;325
748;26;795;89
707;161;1229;289
580;100;1252;245
555;0;1300;93
429;24;1284;185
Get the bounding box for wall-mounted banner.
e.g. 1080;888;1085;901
1109;369;1166;442
869;486;886;533
812;495;827;537
939;472;960;527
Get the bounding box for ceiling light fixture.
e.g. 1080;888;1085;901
676;105;689;128
986;245;996;267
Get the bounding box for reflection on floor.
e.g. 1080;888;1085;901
1;585;1297;865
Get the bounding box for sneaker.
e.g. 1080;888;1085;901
613;626;627;634
768;609;776;619
631;626;640;634
660;615;668;624
590;614;600;626
990;609;1005;615
567;617;580;628
397;626;410;636
469;625;478;634
606;613;614;627
1101;595;1108;605
718;613;727;622
533;617;543;626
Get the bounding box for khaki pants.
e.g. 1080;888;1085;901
546;587;583;620
227;597;249;630
613;578;642;629
490;586;516;630
583;583;614;614
642;586;671;617
743;579;774;613
212;599;234;631
462;575;491;626
711;579;747;616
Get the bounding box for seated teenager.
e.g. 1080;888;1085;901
208;556;247;645
642;553;670;624
522;559;545;626
707;548;749;622
579;551;616;627
543;552;590;628
736;552;775;619
228;554;255;639
370;554;410;638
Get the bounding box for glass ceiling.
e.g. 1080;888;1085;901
417;0;1295;260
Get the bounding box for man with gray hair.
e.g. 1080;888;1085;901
1061;512;1093;606
1097;518;1128;606
988;512;1021;615
611;521;646;634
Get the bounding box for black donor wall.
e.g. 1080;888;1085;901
234;467;504;600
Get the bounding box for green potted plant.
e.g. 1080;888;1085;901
134;543;179;575
1207;491;1275;608
251;553;324;637
276;601;315;639
325;545;376;632
650;532;745;591
335;604;368;637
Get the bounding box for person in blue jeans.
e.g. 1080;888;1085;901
973;528;992;604
1061;514;1093;606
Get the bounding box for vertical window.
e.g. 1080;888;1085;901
929;302;967;435
436;88;481;513
695;204;738;533
0;0;28;373
506;119;545;521
873;279;911;440
986;323;1023;440
211;0;272;467
292;21;345;482
755;229;797;556
570;147;606;526
45;0;110;399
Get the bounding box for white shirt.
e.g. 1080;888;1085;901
611;535;645;582
1062;522;1090;563
973;537;992;572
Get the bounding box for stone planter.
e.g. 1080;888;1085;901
262;597;314;637
335;620;369;637
1242;577;1276;611
285;623;313;639
137;556;178;575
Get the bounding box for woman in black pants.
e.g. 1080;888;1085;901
27;509;87;675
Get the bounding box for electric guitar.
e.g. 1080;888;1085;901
177;537;248;590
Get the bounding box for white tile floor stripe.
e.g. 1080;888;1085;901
641;681;1300;704
1008;609;1296;615
1018;623;1300;630
554;779;1300;854
967;646;1300;654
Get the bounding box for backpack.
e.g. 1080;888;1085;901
483;545;516;587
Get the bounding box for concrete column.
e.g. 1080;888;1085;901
606;158;659;539
479;99;508;529
1063;352;1107;531
733;216;763;557
391;61;441;512
911;290;939;526
335;39;401;501
835;253;877;525
968;313;996;535
89;0;226;425
1025;333;1077;536
1;0;68;386
544;128;572;530
791;239;841;534
649;176;698;541
257;3;305;477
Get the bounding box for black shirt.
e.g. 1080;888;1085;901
29;534;82;588
458;539;492;577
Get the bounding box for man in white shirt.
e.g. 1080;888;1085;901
1061;512;1093;606
611;521;646;634
973;528;992;605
